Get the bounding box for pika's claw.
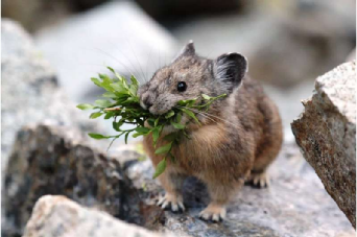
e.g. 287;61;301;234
157;193;185;213
246;171;269;189
198;204;226;223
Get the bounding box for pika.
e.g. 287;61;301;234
139;42;283;222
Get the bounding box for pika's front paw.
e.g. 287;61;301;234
199;204;226;223
246;171;269;188
157;193;185;213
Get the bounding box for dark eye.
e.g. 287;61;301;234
177;81;187;92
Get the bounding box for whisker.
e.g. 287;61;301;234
91;46;135;76
127;41;147;82
193;111;217;123
100;40;146;83
145;49;152;83
181;107;237;127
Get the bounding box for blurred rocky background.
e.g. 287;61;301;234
2;0;356;236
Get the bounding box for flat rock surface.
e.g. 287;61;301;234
124;143;355;237
23;195;172;237
291;61;356;228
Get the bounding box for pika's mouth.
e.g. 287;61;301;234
148;105;171;116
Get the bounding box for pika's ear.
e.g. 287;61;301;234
172;41;195;62
214;53;248;93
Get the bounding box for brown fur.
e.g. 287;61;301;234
140;43;283;221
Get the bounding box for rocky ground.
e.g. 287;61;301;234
1;1;356;236
3;124;355;237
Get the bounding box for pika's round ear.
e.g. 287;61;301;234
172;41;196;62
214;52;248;93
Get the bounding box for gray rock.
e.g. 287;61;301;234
347;49;356;62
35;1;178;102
2;0;70;32
1;19;98;171
1;0;111;32
125;143;355;237
3;123;354;237
269;0;356;38
291;61;356;228
2;124;139;237
23;195;172;237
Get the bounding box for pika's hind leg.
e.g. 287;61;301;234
247;99;283;188
246;135;282;188
199;178;245;222
157;170;186;212
246;169;269;188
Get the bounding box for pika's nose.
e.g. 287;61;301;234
141;96;153;110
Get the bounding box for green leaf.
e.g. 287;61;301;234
111;82;126;93
104;112;115;119
154;118;160;127
88;133;112;140
90;112;103;119
168;153;176;163
152;126;161;144
107;66;124;82
175;113;182;123
202;94;211;100
113;120;124;131
165;110;175;119
77;104;94;110
132;133;143;138
178;98;197;107
155;142;172;155
181;108;199;123
171;121;185;130
102;92;117;98
135;127;150;134
147;118;155;127
124;132;129;144
152;158;167;179
99;74;116;92
129;75;139;95
163;133;178;142
95;99;112;108
91;77;102;88
130;75;139;88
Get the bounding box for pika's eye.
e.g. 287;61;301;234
177;81;187;92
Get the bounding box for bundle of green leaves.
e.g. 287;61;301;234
77;67;226;178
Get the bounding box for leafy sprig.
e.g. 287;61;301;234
77;67;226;178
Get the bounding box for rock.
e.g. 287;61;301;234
125;143;355;237
34;1;178;102
2;124;142;237
291;61;356;228
2;0;71;32
1;19;98;171
347;49;356;62
23;195;171;237
1;0;111;32
263;0;356;39
3;123;355;237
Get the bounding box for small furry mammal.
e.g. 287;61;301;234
139;42;283;222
